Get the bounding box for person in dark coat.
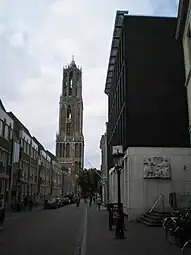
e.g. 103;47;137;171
0;195;5;230
23;196;28;211
89;195;92;206
28;196;33;211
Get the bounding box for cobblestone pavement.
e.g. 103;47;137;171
0;203;85;255
85;205;181;255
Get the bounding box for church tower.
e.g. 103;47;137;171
56;57;84;192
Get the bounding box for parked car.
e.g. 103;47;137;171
62;196;70;205
65;193;75;204
55;198;63;208
44;199;58;209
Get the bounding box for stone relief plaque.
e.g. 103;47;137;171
143;157;171;179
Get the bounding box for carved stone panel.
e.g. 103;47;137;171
143;157;171;179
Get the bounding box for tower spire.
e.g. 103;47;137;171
72;54;75;62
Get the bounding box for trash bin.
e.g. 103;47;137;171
107;203;119;230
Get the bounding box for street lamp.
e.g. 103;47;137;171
112;145;125;239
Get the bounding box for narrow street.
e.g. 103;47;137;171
0;202;183;255
0;204;85;255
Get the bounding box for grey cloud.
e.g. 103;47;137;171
0;0;178;168
0;33;40;102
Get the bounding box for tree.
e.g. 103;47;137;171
77;169;89;197
77;168;101;196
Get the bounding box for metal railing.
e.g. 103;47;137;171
149;194;164;213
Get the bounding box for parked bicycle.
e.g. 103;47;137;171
162;208;191;255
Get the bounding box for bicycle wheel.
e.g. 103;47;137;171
165;228;177;245
163;218;177;245
181;240;191;255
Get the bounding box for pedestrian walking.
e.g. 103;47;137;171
89;195;92;206
28;197;33;211
76;193;80;208
23;196;28;211
97;195;101;210
0;194;5;230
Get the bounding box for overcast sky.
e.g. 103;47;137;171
0;0;178;168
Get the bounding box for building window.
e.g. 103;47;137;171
56;143;59;157
9;128;13;140
75;107;80;132
75;143;79;157
27;143;30;155
67;105;72;119
66;143;70;157
62;143;65;157
69;71;73;96
26;142;28;154
0;151;8;167
59;143;62;158
67;123;71;135
0;120;3;136
187;25;191;39
79;144;82;158
4;125;9;140
23;140;26;153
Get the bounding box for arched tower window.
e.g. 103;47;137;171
62;71;67;96
66;143;70;157
67;105;72;119
62;143;66;157
75;105;80;133
56;143;59;157
59;143;62;158
69;71;73;96
79;144;82;158
75;143;79;157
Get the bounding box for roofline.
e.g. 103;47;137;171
46;150;58;162
104;10;129;95
0;99;6;112
175;0;190;39
7;111;31;137
32;136;44;150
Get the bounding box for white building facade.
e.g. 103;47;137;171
109;147;191;220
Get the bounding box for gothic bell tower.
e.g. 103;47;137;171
56;57;84;192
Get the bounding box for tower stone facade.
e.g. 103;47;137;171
56;58;84;192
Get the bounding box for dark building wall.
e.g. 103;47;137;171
125;16;190;147
107;15;190;169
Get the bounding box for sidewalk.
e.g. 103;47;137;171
5;205;44;221
86;205;180;255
